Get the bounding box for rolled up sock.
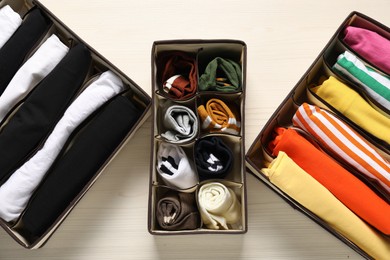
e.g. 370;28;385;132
293;103;390;194
0;44;91;184
157;143;198;190
0;5;22;49
0;71;124;222
262;152;390;260
198;98;241;134
333;51;390;112
0;8;51;95
21;95;142;237
269;127;390;235
156;190;200;231
343;26;390;75
199;57;241;92
0;34;69;122
198;182;241;230
195;137;233;180
160;52;197;100
161;105;198;143
312;76;390;145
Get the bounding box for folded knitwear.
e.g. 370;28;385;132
198;98;241;135
21;95;142;238
156;190;200;231
0;44;91;184
343;26;390;75
157;143;198;190
269;127;390;235
198;182;241;230
199;57;242;92
312;76;390;145
333;51;390;112
0;5;22;49
0;34;69;122
262;152;390;260
0;8;51;95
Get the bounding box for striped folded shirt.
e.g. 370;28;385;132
293;103;390;194
333;51;390;112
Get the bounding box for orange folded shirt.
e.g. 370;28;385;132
269;127;390;235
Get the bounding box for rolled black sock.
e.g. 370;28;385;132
21;96;142;238
0;8;51;95
0;44;91;183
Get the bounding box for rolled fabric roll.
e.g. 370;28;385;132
0;5;22;49
156;190;200;231
311;76;390;145
262;152;390;260
197;98;241;135
157;143;198;190
0;44;91;184
343;26;390;75
199;57;242;92
0;34;69;122
333;51;390;112
195;137;233;180
161;105;198;143
160;52;197;100
0;8;51;95
0;71;124;222
21;95;142;238
293;103;390;194
198;182;241;230
269;127;390;235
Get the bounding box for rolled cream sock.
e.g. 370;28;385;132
0;34;69;122
343;26;390;75
161;105;198;143
157;143;198;190
262;152;390;260
312;76;390;145
0;5;22;49
333;51;390;112
0;71;124;222
198;182;241;230
198;98;241;134
293;103;390;194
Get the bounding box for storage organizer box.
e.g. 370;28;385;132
246;12;390;259
0;0;151;249
149;40;247;234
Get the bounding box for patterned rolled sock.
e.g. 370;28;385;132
0;44;91;184
0;8;51;95
198;98;241;134
269;127;390;235
157;143;198;190
21;95;142;238
156;190;200;231
262;152;390;260
199;57;242;92
198;182;241;230
195;137;233;180
343;26;390;75
0;34;69;122
0;5;22;49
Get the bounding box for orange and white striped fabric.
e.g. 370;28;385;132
292;103;390;194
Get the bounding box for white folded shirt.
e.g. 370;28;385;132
0;5;22;49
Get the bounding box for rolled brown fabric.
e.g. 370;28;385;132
156;190;200;231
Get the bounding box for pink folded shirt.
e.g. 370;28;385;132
344;26;390;75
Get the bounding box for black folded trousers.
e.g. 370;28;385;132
21;96;142;239
0;44;91;183
0;8;51;95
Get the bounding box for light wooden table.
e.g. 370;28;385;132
1;0;388;259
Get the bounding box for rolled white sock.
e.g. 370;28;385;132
0;71;124;222
0;5;22;49
0;34;69;121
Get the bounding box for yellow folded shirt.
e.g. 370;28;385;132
312;76;390;145
262;152;390;260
